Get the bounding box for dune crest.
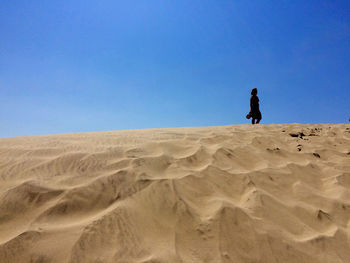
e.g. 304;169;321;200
1;124;350;263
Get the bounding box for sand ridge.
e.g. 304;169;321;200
0;124;350;262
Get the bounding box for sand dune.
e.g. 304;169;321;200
0;124;350;263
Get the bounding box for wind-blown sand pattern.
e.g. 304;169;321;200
0;124;350;263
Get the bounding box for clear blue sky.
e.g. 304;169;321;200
1;0;350;137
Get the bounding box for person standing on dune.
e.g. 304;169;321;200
246;88;262;124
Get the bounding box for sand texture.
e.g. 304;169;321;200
0;124;350;263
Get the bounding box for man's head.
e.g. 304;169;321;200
251;88;258;95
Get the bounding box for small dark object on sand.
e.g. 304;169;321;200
289;132;305;139
267;147;280;152
313;153;321;158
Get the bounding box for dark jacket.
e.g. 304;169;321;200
250;95;261;119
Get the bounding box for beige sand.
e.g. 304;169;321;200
0;124;350;263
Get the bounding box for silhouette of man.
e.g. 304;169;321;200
248;88;262;124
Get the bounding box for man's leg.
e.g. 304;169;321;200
252;118;256;124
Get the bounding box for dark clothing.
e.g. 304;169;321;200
250;95;262;120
